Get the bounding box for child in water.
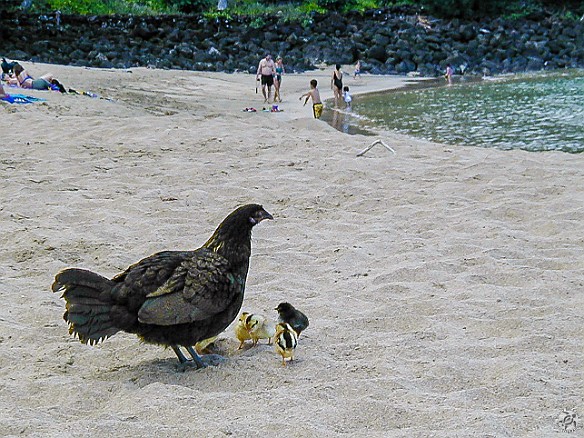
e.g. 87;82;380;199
343;86;352;108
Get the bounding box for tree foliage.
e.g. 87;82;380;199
418;0;517;18
6;0;584;17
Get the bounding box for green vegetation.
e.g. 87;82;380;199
12;0;584;19
28;0;175;15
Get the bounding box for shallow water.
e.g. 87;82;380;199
329;70;584;153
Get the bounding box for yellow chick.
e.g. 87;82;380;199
235;312;253;349
274;322;298;366
246;314;276;346
194;336;218;354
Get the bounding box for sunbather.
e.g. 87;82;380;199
6;63;65;92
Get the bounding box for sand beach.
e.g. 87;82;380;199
1;63;583;437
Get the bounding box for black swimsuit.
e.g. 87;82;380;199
333;72;343;91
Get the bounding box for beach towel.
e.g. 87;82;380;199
1;93;46;104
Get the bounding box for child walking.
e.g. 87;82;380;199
299;79;323;119
343;86;352;108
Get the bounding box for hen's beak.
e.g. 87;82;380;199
258;209;274;222
251;209;273;225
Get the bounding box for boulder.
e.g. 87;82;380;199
395;59;416;74
368;45;387;62
526;57;544;71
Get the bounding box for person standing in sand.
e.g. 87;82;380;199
256;54;276;103
273;56;285;103
299;79;323;119
331;64;343;104
354;60;361;79
444;63;454;83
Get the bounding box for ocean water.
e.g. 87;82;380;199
327;70;584;153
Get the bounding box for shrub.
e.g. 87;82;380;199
43;0;174;14
416;0;517;18
162;0;214;13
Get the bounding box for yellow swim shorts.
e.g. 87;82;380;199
313;103;323;119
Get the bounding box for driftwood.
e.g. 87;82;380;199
357;139;397;157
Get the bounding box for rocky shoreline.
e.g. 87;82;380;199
1;8;583;76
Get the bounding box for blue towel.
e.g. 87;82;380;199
1;93;46;104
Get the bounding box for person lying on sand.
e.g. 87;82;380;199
5;63;66;93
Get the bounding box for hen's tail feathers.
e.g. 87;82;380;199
52;268;120;345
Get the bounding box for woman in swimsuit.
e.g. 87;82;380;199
9;63;65;92
331;64;343;103
273;56;285;103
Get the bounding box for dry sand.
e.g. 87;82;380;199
1;63;583;437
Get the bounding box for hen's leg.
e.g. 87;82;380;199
186;346;207;368
186;346;227;368
171;345;189;363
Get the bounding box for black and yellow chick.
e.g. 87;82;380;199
274;322;298;366
52;204;272;368
275;302;309;336
246;313;275;346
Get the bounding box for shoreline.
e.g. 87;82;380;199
320;73;478;136
322;68;584;151
2;63;583;436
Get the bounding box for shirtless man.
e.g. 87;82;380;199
256;54;276;103
299;79;323;119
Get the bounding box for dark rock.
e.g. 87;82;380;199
131;23;158;40
175;42;195;57
395;38;409;51
514;55;529;70
368;44;387;62
395;59;416;74
526;57;544;71
458;24;477;42
0;10;582;77
6;49;29;60
373;34;390;47
69;49;85;60
98;59;114;68
263;31;278;43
